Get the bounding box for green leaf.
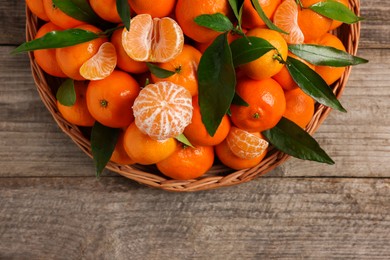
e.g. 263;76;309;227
286;56;346;112
175;134;194;148
12;29;100;54
194;13;234;32
116;0;131;30
52;0;102;24
289;44;368;67
91;122;120;177
309;0;363;24
56;79;76;106
250;0;288;34
147;63;176;78
232;93;249;107
230;36;275;67
263;117;335;164
228;0;245;24
198;33;236;136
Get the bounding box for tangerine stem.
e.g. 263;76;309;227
100;99;108;108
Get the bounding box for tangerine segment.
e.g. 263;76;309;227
56;24;107;80
226;127;269;159
215;139;267;170
133;81;193;141
80;42;117;81
123;122;177;165
273;0;304;44
156;145;215;180
122;14;184;63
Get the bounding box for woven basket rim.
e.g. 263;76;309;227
26;0;361;192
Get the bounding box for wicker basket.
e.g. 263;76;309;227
26;0;361;192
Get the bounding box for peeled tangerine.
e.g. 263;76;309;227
132;81;193;141
122;14;184;63
226;127;269;159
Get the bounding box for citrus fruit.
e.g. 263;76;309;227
132;81;193;141
26;0;50;21
123;122;177;165
33;22;67;78
175;0;232;43
150;44;202;96
56;24;107;80
156;144;215;180
240;28;288;80
329;0;349;30
57;81;95;127
242;0;282;29
184;96;231;146
273;0;305;44
79;42;117;81
272;53;315;91
42;0;85;29
86;70;140;128
298;0;332;42
110;131;135;165
283;87;315;129
129;0;176;18
122;14;184;63
308;33;347;85
226;127;269;159
230;77;286;132
90;0;121;23
111;28;148;74
215;138;268;170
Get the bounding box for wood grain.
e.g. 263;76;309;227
1;177;389;259
1;0;390;258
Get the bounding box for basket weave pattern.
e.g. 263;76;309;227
26;0;361;191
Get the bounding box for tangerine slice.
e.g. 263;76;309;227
79;42;117;80
132;81;193;141
273;0;304;44
226;127;269;159
122;14;184;63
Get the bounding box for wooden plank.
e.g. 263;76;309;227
0;177;389;259
2;0;390;49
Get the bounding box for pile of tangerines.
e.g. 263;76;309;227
25;0;353;180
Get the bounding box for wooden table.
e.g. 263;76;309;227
1;1;389;259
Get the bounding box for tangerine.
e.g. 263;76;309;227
33;22;67;78
175;0;232;43
150;44;201;96
230;77;286;132
26;0;49;21
129;0;176;18
110;131;135;165
215;138;267;170
89;0;121;23
122;14;184;63
123;122;177;165
242;0;282;29
184;96;230;146
42;0;85;29
132;81;193;141
110;28;148;74
57;81;95;127
86;70;140;128
283;87;315;129
56;24;107;80
240;28;288;80
156;144;214;180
